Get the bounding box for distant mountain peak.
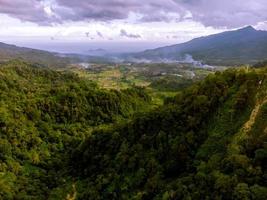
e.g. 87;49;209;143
86;48;108;56
88;48;106;52
239;25;256;32
130;25;267;65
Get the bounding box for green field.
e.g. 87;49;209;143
71;63;216;105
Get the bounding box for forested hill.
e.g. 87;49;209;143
0;42;76;67
0;42;109;67
1;60;267;199
0;60;151;199
72;67;267;199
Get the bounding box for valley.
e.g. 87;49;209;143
0;59;266;199
68;62;223;105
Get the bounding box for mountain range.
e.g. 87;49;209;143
0;26;267;66
127;26;267;65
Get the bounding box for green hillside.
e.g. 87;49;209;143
72;67;267;199
0;43;75;67
0;42;110;68
0;60;267;199
0;60;151;199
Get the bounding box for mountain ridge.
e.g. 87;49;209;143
127;26;267;65
0;42;109;67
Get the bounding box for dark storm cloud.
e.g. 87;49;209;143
53;0;267;27
54;0;183;22
97;31;104;38
0;0;56;24
85;32;90;37
177;0;267;27
120;29;141;38
0;0;267;28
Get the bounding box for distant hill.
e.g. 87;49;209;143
128;26;267;65
0;42;76;67
87;48;108;56
0;42;108;67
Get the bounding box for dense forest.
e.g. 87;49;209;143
0;60;151;199
0;60;267;199
149;76;193;91
72;67;267;199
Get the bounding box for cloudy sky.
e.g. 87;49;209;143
0;0;267;53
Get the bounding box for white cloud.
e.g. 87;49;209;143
255;21;267;30
0;14;224;41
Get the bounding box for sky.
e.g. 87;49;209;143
0;0;267;54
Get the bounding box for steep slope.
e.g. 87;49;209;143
0;60;151;199
130;26;267;65
71;67;267;199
